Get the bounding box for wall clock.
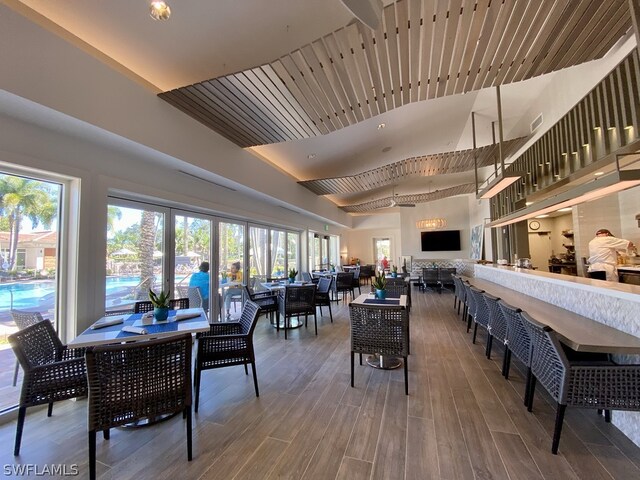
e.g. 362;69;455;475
529;220;541;231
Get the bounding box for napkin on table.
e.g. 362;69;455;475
121;326;147;335
91;317;125;329
175;312;201;321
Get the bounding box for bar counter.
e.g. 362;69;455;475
473;264;640;446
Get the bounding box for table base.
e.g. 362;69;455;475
270;316;304;330
122;411;179;428
366;354;402;370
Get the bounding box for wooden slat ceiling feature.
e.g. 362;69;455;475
158;0;631;148
341;183;477;212
299;137;527;195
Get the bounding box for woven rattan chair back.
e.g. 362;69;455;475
519;312;565;402
422;268;439;289
498;300;530;366
317;276;332;296
86;333;193;478
187;287;203;308
134;300;154;313
302;271;312;282
385;277;407;287
336;272;354;290
170;297;190;310
383;282;408;299
349;304;410;394
11;310;45;330
469;287;489;327
238;300;261;336
438;268;456;290
483;293;506;343
281;285;316;315
9;320;88;456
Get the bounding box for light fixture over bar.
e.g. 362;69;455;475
486;167;640;228
416;218;447;229
477;173;522;199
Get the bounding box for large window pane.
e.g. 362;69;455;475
175;215;211;313
270;230;286;278
219;221;244;321
0;173;61;412
287;232;298;276
105;204;164;313
249;226;268;291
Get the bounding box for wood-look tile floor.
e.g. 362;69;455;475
1;290;640;479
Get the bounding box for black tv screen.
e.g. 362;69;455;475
421;230;461;251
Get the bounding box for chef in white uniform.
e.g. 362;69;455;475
587;229;635;282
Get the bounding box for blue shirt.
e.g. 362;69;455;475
189;271;210;299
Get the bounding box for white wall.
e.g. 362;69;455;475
468;195;493;261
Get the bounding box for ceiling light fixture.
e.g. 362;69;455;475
416;218;447;229
377;123;386;130
477;173;523;199
557;207;573;212
150;1;171;20
307;153;316;159
535;214;550;218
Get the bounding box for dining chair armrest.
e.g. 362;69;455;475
205;322;242;336
61;346;87;360
30;357;87;381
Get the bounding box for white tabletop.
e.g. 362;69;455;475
351;294;408;309
261;281;314;290
69;308;211;348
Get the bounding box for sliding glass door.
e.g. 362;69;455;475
218;221;245;321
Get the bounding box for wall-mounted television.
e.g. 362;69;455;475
421;230;461;251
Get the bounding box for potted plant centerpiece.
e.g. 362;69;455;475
372;272;387;300
288;268;298;283
149;289;171;321
391;265;398;278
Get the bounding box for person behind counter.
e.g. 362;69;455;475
587;229;636;282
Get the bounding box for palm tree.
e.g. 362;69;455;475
138;210;157;295
0;175;57;270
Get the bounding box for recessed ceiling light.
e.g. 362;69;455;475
594;171;604;176
382;146;392;153
150;1;171;20
377;123;386;130
307;154;316;159
557;207;572;212
535;214;549;218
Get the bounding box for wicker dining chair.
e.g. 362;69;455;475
177;286;204;309
10;310;47;386
170;297;190;310
335;272;355;303
133;300;154;313
519;312;640;454
351;268;362;296
498;300;533;406
8;320;87;456
315;276;334;322
421;268;439;292
277;285;317;338
462;283;479;333
243;284;278;323
438;267;457;293
349;303;410;395
482;292;505;362
85;333;193;479
194;300;261;411
451;276;464;316
469;287;489;347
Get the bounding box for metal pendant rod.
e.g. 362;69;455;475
496;85;505;176
472;111;478;195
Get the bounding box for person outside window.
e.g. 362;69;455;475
224;261;243;319
189;261;210;310
587;229;636;282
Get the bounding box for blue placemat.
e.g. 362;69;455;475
115;311;179;339
363;298;400;305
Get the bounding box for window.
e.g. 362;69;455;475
0;172;63;413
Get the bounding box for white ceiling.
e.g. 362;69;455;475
10;0;619;213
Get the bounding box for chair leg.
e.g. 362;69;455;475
486;335;493;359
404;356;409;395
14;406;26;456
552;404;567;454
604;409;611;423
527;374;537;412
284;315;288;340
359;353;363;365
314;314;318;336
328;302;333;323
89;430;97;480
244;362;248;375
103;429;110;440
466;313;472;333
251;361;260;397
501;348;510;377
47;402;53;417
472;323;478;344
13;360;19;387
186;406;193;461
194;366;202;413
504;349;512;379
350;351;355;388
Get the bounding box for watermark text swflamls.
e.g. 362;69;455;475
4;464;79;476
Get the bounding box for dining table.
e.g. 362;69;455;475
69;308;211;348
